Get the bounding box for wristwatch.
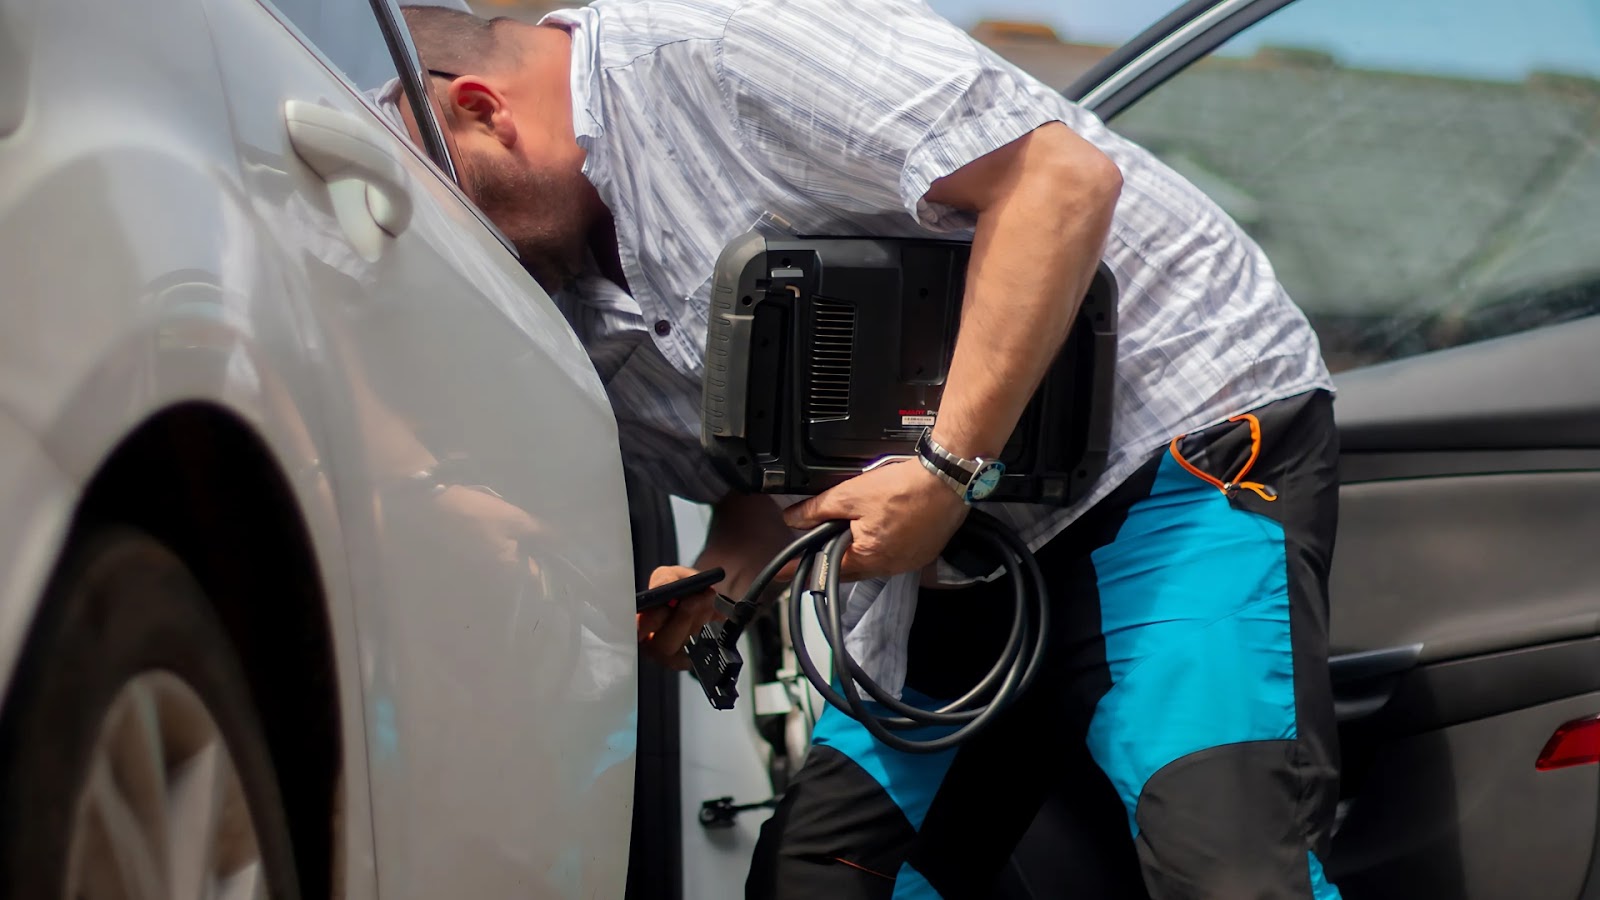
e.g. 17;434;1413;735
914;429;1006;503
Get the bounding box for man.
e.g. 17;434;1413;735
400;2;1342;897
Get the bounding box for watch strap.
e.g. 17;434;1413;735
915;431;974;499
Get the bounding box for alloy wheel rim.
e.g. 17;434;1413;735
65;671;265;900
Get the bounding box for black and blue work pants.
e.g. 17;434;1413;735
747;390;1342;899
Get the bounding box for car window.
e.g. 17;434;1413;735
261;0;447;167
262;0;525;253
1104;0;1600;372
265;0;398;91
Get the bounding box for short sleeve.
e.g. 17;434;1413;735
716;0;1077;230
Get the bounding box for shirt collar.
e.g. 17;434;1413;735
537;7;605;147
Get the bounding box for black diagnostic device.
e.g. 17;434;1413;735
635;567;725;613
700;231;1118;505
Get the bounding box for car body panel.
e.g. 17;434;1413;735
201;0;638;895
0;411;77;722
1330;468;1600;661
1;0;386;893
1334;318;1600;452
1329;691;1600;899
0;0;32;139
1;0;640;896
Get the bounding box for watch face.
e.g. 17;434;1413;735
966;460;1006;501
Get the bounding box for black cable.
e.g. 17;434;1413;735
717;510;1049;754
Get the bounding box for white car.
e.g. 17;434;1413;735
0;0;643;897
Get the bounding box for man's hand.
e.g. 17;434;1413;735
638;565;725;670
783;458;969;582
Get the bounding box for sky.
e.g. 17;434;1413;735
927;0;1600;82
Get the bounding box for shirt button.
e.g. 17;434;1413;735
654;319;672;337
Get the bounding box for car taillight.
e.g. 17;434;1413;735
1536;716;1600;771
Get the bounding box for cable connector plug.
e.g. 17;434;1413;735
699;795;779;829
684;621;743;710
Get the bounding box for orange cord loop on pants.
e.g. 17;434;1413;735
1168;413;1279;502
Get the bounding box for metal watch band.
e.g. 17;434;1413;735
915;430;974;500
916;452;969;499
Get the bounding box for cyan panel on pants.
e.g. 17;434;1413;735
1086;453;1297;835
891;862;943;899
1309;851;1341;900
811;686;959;831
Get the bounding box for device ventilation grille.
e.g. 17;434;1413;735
808;300;855;421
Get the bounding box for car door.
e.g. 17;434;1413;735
995;0;1600;897
198;0;639;895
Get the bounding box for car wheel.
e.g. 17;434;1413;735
0;527;302;899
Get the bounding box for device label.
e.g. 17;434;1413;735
899;409;936;428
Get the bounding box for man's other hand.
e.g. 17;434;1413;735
782;459;968;582
638;565;725;670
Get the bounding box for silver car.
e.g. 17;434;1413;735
0;0;639;896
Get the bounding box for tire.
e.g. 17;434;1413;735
0;526;303;899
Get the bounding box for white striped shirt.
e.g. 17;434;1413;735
542;0;1333;693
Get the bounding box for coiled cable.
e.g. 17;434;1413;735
718;509;1049;754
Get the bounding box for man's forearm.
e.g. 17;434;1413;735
926;124;1122;460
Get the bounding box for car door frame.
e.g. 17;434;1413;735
1063;0;1300;115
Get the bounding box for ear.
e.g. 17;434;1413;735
446;77;519;148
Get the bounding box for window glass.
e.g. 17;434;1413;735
1105;0;1600;371
267;0;401;93
263;0;436;159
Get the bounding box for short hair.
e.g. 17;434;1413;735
401;6;519;124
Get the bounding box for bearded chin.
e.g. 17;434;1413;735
466;153;589;293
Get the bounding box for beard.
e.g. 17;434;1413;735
464;149;593;293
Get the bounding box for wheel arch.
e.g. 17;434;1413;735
67;401;342;899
